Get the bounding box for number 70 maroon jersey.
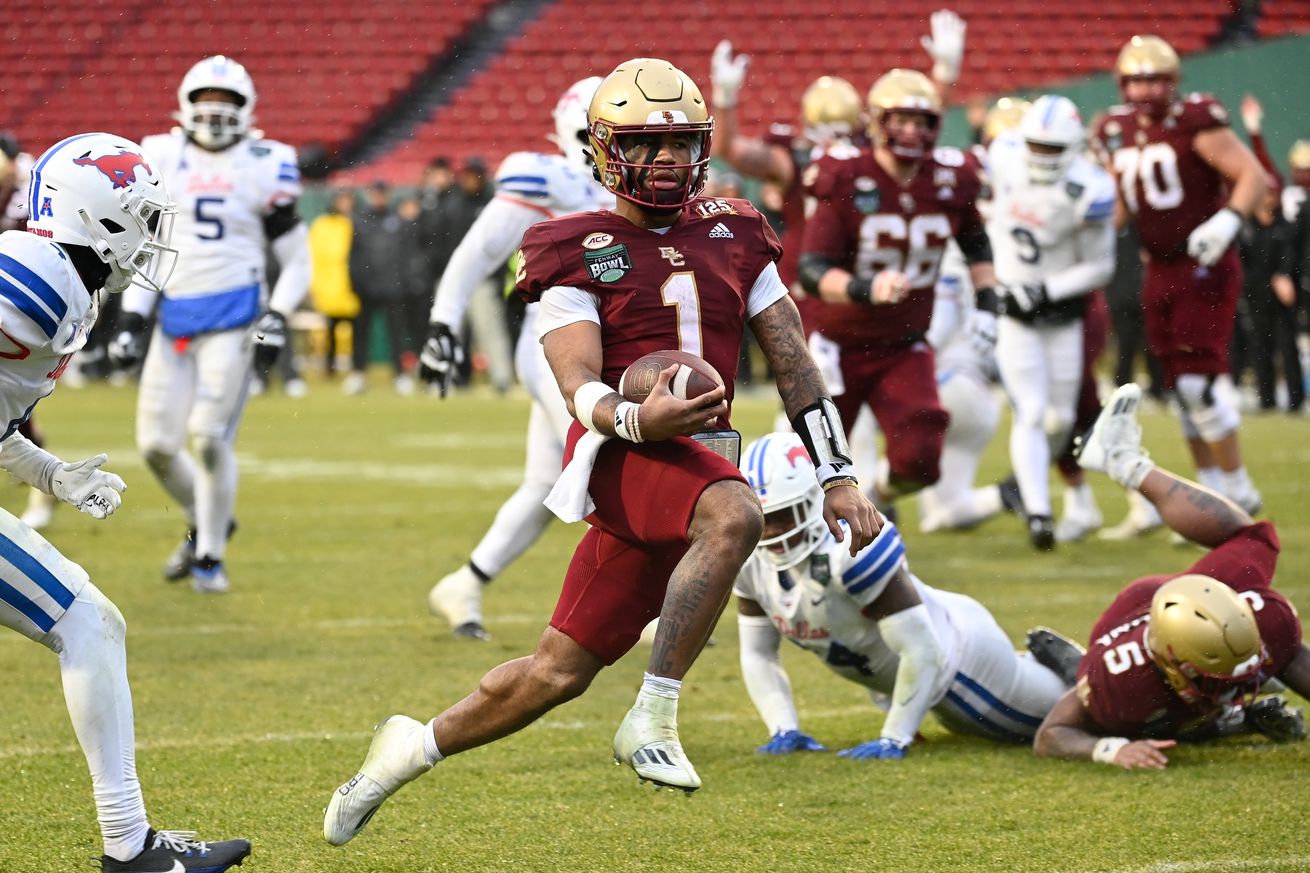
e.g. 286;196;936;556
515;197;783;403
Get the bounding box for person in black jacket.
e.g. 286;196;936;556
1235;177;1302;412
346;181;413;395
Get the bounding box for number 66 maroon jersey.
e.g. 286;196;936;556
800;144;985;349
515;195;782;407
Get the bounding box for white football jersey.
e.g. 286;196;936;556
141;132;299;333
494;151;609;216
986;134;1115;288
733;524;963;696
926;242;992;385
0;230;98;438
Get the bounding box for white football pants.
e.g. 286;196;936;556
468;305;571;578
0;509;150;861
136;326;251;560
997;317;1083;518
929;590;1069;741
917;370;1002;531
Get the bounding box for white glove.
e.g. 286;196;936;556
920;9;967;85
1187;208;1242;267
966;309;997;358
51;454;126;520
710;40;749;108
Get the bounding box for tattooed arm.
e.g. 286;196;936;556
749;295;829;417
1137;468;1253;548
750;294;880;554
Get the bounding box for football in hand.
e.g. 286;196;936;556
619;350;724;403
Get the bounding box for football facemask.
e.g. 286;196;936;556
588;58;713;212
177;55;256;150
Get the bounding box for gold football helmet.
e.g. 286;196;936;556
588;58;713;212
1116;35;1180;118
801;76;862;142
982;96;1031;146
1289;139;1310;187
867;69;942;162
1146;574;1266;707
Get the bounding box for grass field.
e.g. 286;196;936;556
2;372;1308;873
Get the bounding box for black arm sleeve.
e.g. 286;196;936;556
955;222;993;264
262;202;302;241
797;252;837;296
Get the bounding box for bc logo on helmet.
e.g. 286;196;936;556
72;151;151;190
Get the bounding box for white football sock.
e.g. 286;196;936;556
469;482;554;579
43;584;150;862
641;673;682;700
1195;466;1223;493
422;718;444;766
1010;419;1052;517
193;437;237;560
1222;466;1253;496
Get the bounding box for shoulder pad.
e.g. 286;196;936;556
497;152;594;211
932;146;966;167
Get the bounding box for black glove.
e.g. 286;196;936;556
251;310;288;373
1001;281;1050;317
1245;696;1307;743
417;322;464;397
107;311;150;371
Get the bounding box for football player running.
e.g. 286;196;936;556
737;433;1079;758
110;56;311;594
1034;383;1308;768
3;133;250;872
989;96;1116;550
422;77;610;641
324;59;879;846
799;69;999;515
1092;36;1267;531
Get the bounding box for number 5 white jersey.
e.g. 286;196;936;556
140;131;299;336
986;133;1116;292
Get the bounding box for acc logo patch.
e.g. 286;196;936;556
582;232;614;250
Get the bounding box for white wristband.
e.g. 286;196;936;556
613;401;644;443
573;381;616;434
1092;736;1129;765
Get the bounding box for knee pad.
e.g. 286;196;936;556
141;446;176;477
194;435;230;471
1175;374;1240;442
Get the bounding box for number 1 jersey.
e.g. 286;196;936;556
515;197;783;401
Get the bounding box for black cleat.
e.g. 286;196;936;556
102;829;250;872
1026;626;1086;687
1028;515;1055;551
164;521;237;582
997;475;1024;515
452;621;491;642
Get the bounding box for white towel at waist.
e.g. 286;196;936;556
544;430;608;522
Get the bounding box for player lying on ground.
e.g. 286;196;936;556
736;432;1081;758
1034;384;1308;769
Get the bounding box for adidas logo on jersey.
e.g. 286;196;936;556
708;222;734;239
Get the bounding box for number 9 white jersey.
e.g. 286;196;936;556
986;132;1116;291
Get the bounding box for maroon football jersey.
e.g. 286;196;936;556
801;145;985;348
516;196;782;405
1093;94;1232;261
1076;522;1302;737
763;122;810;288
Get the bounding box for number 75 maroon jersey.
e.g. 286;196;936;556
1075;522;1302;738
515;197;783;402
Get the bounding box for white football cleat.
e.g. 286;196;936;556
19;488;56;530
1054;485;1102;543
1076;384;1151;487
613;691;701;793
324;715;432;846
427;565;488;640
